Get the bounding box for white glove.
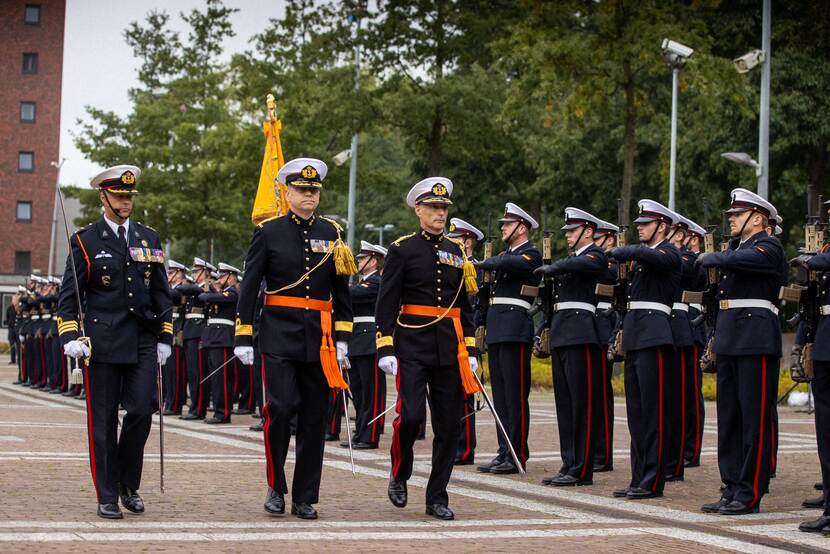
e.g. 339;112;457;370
336;341;348;364
378;355;398;376
469;356;479;374
64;339;90;359
19;335;24;343
234;346;255;367
157;343;172;366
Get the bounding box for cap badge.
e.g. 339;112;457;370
301;165;318;179
121;171;136;185
432;183;448;197
449;223;457;232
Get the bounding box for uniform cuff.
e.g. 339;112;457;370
235;335;253;348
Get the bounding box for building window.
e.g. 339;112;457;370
22;53;38;74
18;151;34;172
24;5;41;25
15;252;32;274
16;202;33;223
20;102;36;123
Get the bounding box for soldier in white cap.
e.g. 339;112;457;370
475;202;542;475
179;258;213;420
161;260;188;415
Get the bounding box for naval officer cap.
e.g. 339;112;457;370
48;276;61;285
277;157;328;189
205;261;217;272
593;218;619;238
499;202;539;229
678;215;706;238
561;207;600;231
726;188;776;218
192;257;209;270
217;262;241;275
356;240;387;258
168;260;186;272
406;177;454;208
634;199;675;225
17;285;27;293
91;165;141;195
448;218;484;241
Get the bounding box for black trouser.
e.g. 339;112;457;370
813;360;830;516
326;388;345;437
684;342;705;465
664;346;689;480
348;361;363;424
163;345;186;413
488;342;531;467
552;344;602;481
624;346;670;493
82;339;156;504
716;354;779;507
252;343;263;415
262;354;329;504
353;354;386;445
9;330;17;364
48;335;62;389
184;339;210;416
206;347;234;422
390;357;463;506
30;335;43;386
593;350;615;468
456;392;476;463
236;358;255;413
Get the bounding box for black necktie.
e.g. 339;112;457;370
118;225;127;247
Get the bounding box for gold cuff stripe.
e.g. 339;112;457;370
376;335;394;348
235;324;253;336
162;323;174;333
335;321;353;332
464;337;476;347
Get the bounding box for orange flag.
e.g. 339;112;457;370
251;94;287;225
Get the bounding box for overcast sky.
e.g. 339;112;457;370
59;0;287;187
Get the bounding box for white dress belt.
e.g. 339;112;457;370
41;314;52;320
689;303;703;311
492;297;532;310
207;318;235;326
821;305;830;316
719;299;779;316
185;313;205;320
553;302;596;313
30;315;40;320
671;302;689;312
627;301;672;315
596;302;612;311
353;316;376;324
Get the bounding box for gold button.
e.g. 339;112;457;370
305;267;310;271
127;277;131;281
437;269;442;274
305;257;310;261
128;293;133;297
437;279;441;283
438;296;443;301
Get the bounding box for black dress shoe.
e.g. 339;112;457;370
489;461;519;475
118;484;144;513
718;500;758;515
454;457;474;466
204;416;230;424
291;502;318;519
799;515;830;533
388;478;407;508
816;482;824;491
550;474;592;487
593;464;613;473
97;502;123;519
162;409;178;416
426;504;454;520
542;472;565;486
626;487;662;499
325;433;340;442
49;388;63;394
234;408;251;415
12;380;22;385
249;421;264;432
702;498;730;513
353;442;376;449
476;457;502;473
803;495;826;509
264;488;285;515
180;413;203;420
613;487;631;498
684;460;700;468
664;474;684;482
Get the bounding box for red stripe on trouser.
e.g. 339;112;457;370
771;411;776;472
261;354;274;488
173;348;181;410
601;353;610;464
330;391;338;433
223;348;230;420
371;358;380;443
248;364;254;411
197;348;204;412
60;353;66;389
752;357;768;506
654;349;664;492
676;351;686;475
693;344;701;460
461;397;472;461
39;337;46;384
581;345;593;479
520;344;527;464
82;362;100;502
391;367;403;478
233;355;239;399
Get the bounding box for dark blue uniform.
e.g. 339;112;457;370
162;286;186;414
200;286;239;423
478;241;542;469
594;259;618;470
702;230;785;509
683;249;707;467
612;240;681;495
456;260;483;464
57;217;173;505
178;282;209;418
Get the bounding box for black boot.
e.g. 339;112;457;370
264;488;285;515
118;484;145;514
388;478;407;508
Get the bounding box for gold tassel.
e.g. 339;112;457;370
333;239;358;276
457;346;481;395
463;258;478;294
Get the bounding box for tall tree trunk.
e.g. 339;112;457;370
808;145;827;218
428;105;444;175
621;60;637;228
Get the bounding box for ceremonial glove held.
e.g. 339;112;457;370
336;341;348;363
469;356;479;374
157;343;172;366
64;339;90;359
234;346;255;367
378;356;398;376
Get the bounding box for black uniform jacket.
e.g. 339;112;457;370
234;212;352;362
684;250;707;346
702;230;785;357
545;244;607;348
57;217;173;364
596;259;618;345
178;283;207;341
670;247;696;348
199;286;238;348
349;271;381;357
375;230;476;365
807;251;830;361
478;241;543;345
613;240;681;352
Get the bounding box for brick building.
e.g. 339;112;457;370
0;1;65;279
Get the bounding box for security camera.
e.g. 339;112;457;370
662;39;694;59
733;49;765;74
333;149;351;166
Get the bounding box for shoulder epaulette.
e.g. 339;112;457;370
137;221;158;233
391;233;415;246
320;216;343;234
257;215;281;228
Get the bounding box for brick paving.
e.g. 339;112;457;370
0;361;827;553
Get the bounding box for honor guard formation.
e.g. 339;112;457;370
8;160;830;537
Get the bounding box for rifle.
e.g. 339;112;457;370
530;212;553;358
595;198;628;362
682;224;719;373
475;214;494;351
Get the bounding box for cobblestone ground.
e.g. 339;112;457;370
0;361;827;553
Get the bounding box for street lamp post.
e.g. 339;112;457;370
365;223;395;246
346;2;368;248
758;0;771;199
661;39;694;212
47;158;66;277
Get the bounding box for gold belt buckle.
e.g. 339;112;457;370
719;299;729;310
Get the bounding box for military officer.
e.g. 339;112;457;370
162;260;187;415
700;188;785;515
377;177;479;521
44;277;63;393
200;263;241;424
57;165;173;519
608;199;681;499
447;217;484;466
234;157;353;520
178;258;212;420
591;218;619;472
475;203;542;474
